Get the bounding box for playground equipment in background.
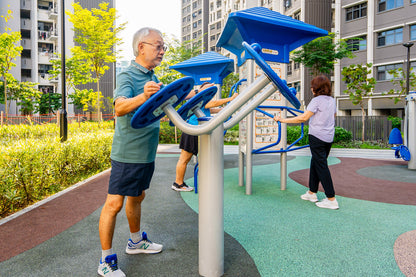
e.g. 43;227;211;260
389;127;411;161
216;7;328;194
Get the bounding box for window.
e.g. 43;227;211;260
378;0;404;12
411;25;416;41
412;0;416;3
217;22;221;29
294;62;300;70
377;28;402;46
377;63;402;80
346;3;367;21
347;36;367;51
287;62;292;75
293;11;300;21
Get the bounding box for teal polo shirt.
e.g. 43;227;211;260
110;61;163;163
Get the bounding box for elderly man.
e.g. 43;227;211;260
97;27;166;277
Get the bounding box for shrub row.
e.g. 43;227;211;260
0;123;113;218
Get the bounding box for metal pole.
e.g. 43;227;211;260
59;0;67;142
246;59;254;195
198;122;224;277
403;42;414;95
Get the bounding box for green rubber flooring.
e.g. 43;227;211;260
181;156;415;277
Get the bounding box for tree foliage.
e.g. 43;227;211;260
0;8;23;119
291;33;355;75
67;2;126;116
386;67;416;104
154;36;203;84
341;63;376;141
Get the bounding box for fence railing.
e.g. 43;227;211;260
0;112;395;142
335;116;393;142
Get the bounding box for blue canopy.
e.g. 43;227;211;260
216;7;328;65
170;51;234;85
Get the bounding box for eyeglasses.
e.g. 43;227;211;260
142;42;167;52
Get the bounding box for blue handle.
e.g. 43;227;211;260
242;42;301;109
170;86;218;127
131;77;194;129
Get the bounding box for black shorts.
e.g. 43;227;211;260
108;160;155;197
179;132;198;155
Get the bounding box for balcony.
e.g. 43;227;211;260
49;6;58;20
38;52;52;64
38;30;58;41
38;73;57;85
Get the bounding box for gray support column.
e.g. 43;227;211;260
280;100;288;190
198;124;224;277
406;94;416;169
245;59;255;195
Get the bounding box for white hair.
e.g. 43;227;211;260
132;27;163;57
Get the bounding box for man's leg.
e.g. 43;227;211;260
124;191;163;254
125;192;145;233
99;194;125;250
175;149;194;185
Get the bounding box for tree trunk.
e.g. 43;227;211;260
361;104;365;142
3;75;8;125
96;78;101;123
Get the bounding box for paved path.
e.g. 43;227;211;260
0;145;415;276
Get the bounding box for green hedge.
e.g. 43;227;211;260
0;122;114;218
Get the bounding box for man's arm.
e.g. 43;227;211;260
205;93;238;109
114;81;162;117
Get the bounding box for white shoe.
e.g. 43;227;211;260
300;191;318;202
316;198;339;210
125;232;163;254
98;254;126;277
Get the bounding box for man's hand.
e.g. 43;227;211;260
143;81;163;100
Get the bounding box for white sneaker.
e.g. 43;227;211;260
316;198;339;210
125;232;163;254
98;254;126;277
300;191;318;202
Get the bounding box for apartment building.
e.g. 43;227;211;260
182;0;210;52
181;0;416;117
335;0;416;117
0;0;115;116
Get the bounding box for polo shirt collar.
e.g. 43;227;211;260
131;60;154;74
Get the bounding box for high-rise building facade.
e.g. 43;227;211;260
181;0;416;116
335;0;416;117
0;0;115;116
182;0;210;52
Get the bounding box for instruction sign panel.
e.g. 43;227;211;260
239;61;287;153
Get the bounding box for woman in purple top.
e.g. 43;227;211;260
274;75;339;210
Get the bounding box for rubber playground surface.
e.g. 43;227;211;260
1;145;415;276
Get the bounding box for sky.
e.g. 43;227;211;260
115;0;182;60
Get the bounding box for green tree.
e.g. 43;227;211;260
49;54;93;111
155;36;203;84
341;63;376;142
386;67;416;104
67;2;126;119
0;8;23;121
221;73;240;98
0;74;41;115
291;33;355;75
